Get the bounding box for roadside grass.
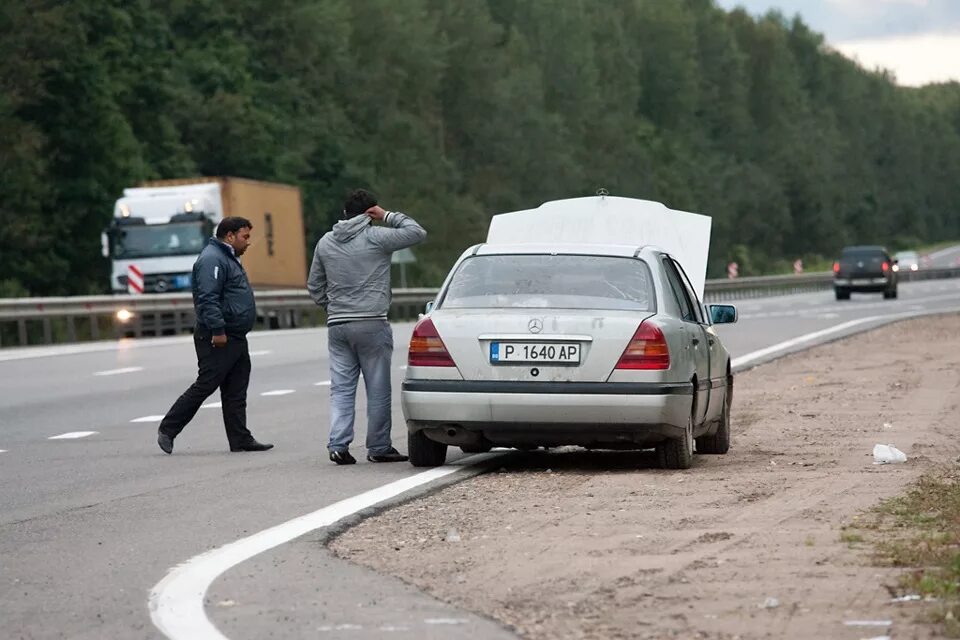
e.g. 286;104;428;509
845;465;960;636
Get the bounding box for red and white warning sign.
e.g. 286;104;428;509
793;258;803;274
127;265;144;295
727;261;739;279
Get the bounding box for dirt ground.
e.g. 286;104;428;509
330;315;960;640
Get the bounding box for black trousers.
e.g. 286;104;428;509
158;332;253;448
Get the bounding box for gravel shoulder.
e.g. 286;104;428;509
330;315;960;639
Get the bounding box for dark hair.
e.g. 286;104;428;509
343;189;377;218
217;216;253;238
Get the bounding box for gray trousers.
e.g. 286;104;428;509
327;320;394;455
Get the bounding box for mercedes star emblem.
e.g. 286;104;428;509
528;318;543;334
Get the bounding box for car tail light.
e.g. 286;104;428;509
615;322;670;370
408;318;456;367
882;261;889;272
833;262;840;274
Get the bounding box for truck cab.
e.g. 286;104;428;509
103;183;223;293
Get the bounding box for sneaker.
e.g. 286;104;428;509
329;450;357;465
367;447;409;463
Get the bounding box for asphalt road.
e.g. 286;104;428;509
3;274;960;639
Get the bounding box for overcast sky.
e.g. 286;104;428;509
716;0;960;86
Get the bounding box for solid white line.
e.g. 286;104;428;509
93;366;144;376
248;350;272;357
148;458;493;640
260;390;295;397
201;402;222;409
0;449;7;453
131;415;165;423
48;431;98;440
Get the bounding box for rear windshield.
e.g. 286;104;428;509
841;248;885;260
440;254;655;311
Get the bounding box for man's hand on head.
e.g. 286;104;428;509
365;205;387;222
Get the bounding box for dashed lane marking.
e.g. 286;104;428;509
48;431;99;440
94;367;144;376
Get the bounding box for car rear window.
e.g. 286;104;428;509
440;254;655;311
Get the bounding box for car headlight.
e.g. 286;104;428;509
116;309;134;323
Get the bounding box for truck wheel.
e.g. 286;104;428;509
657;416;694;470
409;429;447;467
696;385;731;455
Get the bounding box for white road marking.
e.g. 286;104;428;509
48;431;98;440
0;449;7;453
131;415;165;423
314;381;331;386
201;402;222;409
149;457;495;640
425;618;469;625
248;350;271;357
260;390;295;397
93;366;144;376
149;303;960;640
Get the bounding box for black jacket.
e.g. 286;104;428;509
192;239;256;337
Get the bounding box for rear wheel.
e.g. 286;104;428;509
884;287;898;299
696;382;731;454
657;416;694;470
835;288;850;300
408;429;447;467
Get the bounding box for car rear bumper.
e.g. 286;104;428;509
834;277;892;291
401;380;693;446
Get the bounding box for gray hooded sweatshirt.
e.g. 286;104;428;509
307;211;426;325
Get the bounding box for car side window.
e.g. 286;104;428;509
662;258;697;322
672;259;706;324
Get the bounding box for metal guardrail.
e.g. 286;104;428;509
2;269;959;348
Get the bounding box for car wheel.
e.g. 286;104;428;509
835;288;850;301
696;381;731;455
884;287;898;299
408;429;447;467
657;416;694;470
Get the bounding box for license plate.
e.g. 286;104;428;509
851;278;871;285
490;342;580;365
173;274;192;288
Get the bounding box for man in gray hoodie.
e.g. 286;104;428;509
307;189;427;465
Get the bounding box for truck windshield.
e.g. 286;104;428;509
111;222;209;259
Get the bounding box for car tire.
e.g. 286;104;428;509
696;380;731;455
835;288;850;301
657;416;694;470
884;288;898;299
408;429;447;467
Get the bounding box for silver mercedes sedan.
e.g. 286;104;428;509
401;243;737;469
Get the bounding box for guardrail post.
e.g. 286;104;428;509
18;319;27;346
66;316;77;342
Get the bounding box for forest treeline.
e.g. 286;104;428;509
2;0;959;295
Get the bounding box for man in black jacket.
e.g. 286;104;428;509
157;216;273;454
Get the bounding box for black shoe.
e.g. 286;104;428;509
230;440;274;452
367;447;409;463
157;432;173;455
329;450;356;465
